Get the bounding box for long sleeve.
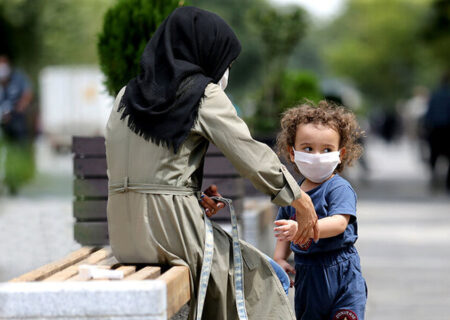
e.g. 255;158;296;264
193;83;301;207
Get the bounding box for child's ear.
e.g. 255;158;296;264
339;147;346;161
288;146;295;163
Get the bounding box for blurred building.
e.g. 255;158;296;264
39;66;113;150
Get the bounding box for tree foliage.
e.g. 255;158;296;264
0;0;114;81
98;0;182;96
249;5;311;135
422;0;450;69
190;0;268;101
319;0;434;109
278;71;322;114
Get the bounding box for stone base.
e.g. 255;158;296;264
0;280;167;320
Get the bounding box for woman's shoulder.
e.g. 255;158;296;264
116;86;126;102
198;82;234;115
202;82;229;105
111;86;127;112
203;82;221;96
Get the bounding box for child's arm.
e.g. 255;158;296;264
273;238;295;286
275;214;350;241
317;214;350;238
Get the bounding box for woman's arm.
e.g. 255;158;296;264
194;84;300;207
193;84;318;240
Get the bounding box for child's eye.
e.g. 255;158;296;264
323;148;332;153
303;147;312;152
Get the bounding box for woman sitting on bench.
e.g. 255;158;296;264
105;6;317;320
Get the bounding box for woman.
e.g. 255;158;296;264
105;6;317;320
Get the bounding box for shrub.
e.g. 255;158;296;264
278;70;322;114
98;0;182;96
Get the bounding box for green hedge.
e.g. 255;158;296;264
98;0;182;96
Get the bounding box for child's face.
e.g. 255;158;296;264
289;123;343;162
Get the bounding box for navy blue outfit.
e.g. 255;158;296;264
277;174;367;320
0;70;31;140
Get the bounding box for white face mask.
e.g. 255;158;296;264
0;63;11;81
218;68;229;91
293;148;341;183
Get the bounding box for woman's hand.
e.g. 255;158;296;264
275;258;295;287
274;219;298;241
290;190;319;245
199;184;225;217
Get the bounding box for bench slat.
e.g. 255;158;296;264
74;156;240;178
202;177;245;198
74;177;243;199
159;266;191;319
72;136;106;156
124;266;161;280
204;157;239;176
74;179;108;198
9;247;99;282
43;248;113;282
115;265;136;277
74;222;109;246
73;200;107;221
74;157;107;178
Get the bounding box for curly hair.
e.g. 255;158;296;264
276;100;364;173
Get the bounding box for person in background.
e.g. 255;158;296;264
0;52;35;195
424;71;450;192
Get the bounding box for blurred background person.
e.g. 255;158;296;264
424;71;450;191
402;86;429;141
0;51;35;195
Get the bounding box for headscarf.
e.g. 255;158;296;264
119;6;241;152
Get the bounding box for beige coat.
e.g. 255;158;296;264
105;83;301;320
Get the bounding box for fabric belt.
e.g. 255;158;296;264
108;177;202;198
108;178;248;319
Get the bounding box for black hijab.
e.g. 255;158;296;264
119;6;241;152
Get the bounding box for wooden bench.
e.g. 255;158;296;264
72;136;245;245
2;247;190;319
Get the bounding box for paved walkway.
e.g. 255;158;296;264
353;138;450;320
0;137;78;281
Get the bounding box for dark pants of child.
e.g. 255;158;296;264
294;246;367;320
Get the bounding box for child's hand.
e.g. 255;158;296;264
274;219;298;241
275;258;296;288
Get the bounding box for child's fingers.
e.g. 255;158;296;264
273;225;290;232
285;264;295;274
274;220;289;226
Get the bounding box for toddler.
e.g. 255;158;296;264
273;101;367;320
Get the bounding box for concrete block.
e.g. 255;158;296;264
0;280;167;320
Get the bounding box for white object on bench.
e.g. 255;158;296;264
78;264;124;280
